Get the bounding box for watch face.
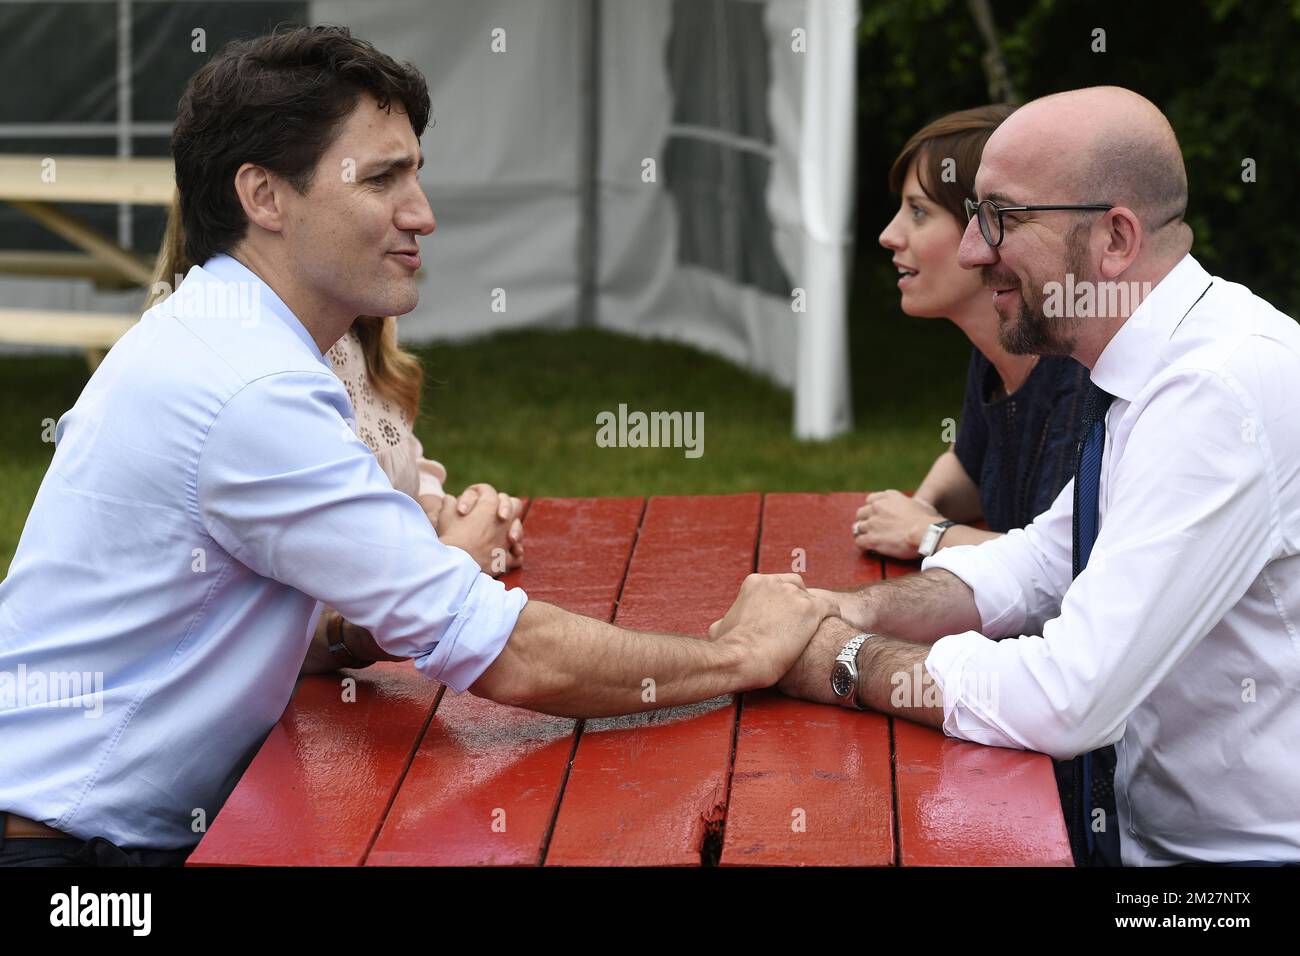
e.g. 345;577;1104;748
831;662;854;698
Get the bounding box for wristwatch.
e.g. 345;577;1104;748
831;633;874;709
327;613;374;670
917;519;958;557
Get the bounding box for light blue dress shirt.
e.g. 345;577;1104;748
0;253;527;850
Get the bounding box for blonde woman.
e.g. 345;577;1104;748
146;200;523;673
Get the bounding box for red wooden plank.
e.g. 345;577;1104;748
893;720;1073;866
756;491;884;586
721;690;894;866
495;496;636;617
543;493;761;866
611;493;761;635
721;492;893;866
884;546;1072;865
365;496;645;866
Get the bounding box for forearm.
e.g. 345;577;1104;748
912;452;952;510
299;612;338;676
933;525;1001;552
833;568;983;644
916;450;983;521
856;633;944;729
775;615;945;731
469;601;749;718
776;614;862;706
298;607;407;676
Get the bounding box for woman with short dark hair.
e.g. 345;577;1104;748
856;105;1090;560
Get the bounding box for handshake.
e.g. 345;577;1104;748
704;573;873;709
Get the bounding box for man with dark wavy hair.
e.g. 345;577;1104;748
0;25;831;866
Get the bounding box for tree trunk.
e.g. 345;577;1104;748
966;0;1019;104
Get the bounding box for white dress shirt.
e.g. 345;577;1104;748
922;253;1300;866
0;253;527;850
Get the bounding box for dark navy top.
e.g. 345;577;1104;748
953;347;1091;532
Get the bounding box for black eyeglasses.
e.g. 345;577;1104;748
964;197;1114;248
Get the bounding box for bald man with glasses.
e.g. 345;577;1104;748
764;85;1300;867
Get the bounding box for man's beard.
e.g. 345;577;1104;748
993;225;1088;357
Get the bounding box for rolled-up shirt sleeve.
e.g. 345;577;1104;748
922;472;1077;640
918;365;1275;759
196;371;527;692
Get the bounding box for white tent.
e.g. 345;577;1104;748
0;0;860;438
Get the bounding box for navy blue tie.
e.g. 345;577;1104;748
1071;384;1115;864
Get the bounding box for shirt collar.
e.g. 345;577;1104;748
1088;252;1213;402
196;253;328;366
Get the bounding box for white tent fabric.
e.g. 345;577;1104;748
1;0;860;437
314;0;585;339
596;0;812;419
795;0;858;438
343;0;860;437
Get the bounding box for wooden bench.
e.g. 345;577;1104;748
0;153;174;368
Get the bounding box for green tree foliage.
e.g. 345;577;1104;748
856;0;1300;317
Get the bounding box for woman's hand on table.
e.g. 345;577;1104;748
852;490;940;559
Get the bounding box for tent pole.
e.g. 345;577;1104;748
795;0;859;439
576;0;602;329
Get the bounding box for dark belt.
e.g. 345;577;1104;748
2;810;72;839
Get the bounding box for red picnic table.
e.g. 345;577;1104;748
187;493;1072;867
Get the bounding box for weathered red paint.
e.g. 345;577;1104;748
366;695;577;867
756;491;884;585
187;661;442;866
885;544;1074;866
365;497;644;865
893;720;1074;866
612;493;761;636
722;492;893;865
544;494;761;866
722;690;894;866
496;496;641;619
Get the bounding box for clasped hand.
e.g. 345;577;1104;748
852;489;939;559
427;482;524;575
703;573;845;690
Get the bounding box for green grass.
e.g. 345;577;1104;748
0;268;973;577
